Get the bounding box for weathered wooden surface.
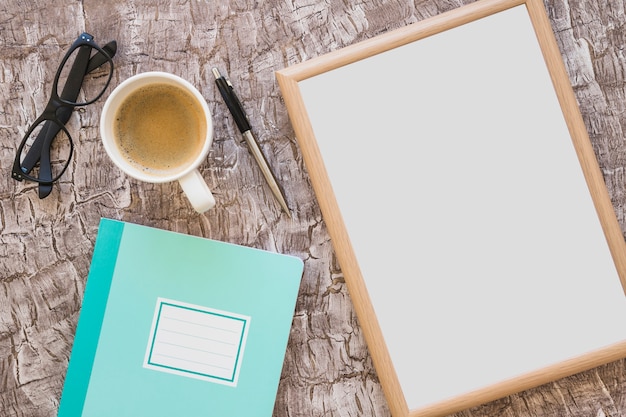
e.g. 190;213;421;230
0;0;625;416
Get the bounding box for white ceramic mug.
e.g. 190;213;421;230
100;72;215;212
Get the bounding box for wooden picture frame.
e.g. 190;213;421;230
276;0;626;416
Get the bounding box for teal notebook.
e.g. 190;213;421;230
58;218;304;417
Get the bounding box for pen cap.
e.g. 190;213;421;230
215;77;251;133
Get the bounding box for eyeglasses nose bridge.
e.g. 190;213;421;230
53;102;75;121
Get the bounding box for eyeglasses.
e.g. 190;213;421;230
11;33;117;199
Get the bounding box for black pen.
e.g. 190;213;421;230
212;68;291;217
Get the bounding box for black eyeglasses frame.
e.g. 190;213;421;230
11;32;116;197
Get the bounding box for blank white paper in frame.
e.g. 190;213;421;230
277;0;626;416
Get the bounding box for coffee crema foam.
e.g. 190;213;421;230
113;83;206;177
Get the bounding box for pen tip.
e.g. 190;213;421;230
212;68;221;79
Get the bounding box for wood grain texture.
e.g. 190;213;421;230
0;0;624;416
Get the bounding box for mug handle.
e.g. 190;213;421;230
178;169;216;213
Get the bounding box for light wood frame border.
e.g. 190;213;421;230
276;0;626;416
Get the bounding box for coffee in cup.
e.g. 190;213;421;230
100;72;215;212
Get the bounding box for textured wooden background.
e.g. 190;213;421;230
1;0;625;416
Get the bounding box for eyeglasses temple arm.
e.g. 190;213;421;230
37;44;92;197
86;41;117;73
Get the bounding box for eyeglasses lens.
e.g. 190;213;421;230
55;45;112;105
19;120;72;182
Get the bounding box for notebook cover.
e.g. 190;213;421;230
58;218;304;416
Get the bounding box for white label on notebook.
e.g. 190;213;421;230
143;297;250;386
